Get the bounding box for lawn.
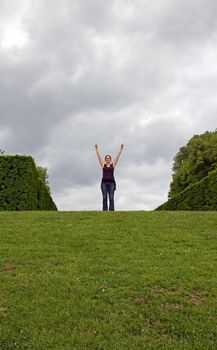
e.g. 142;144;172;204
1;211;217;349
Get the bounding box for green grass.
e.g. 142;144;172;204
1;211;217;349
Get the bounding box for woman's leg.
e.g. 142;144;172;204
108;182;115;211
101;182;108;210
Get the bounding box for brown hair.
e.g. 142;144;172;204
104;154;112;161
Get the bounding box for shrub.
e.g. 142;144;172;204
156;169;217;211
0;155;57;211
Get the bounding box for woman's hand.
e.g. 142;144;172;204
95;145;104;167
113;145;124;167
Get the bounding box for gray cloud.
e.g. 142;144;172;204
1;0;217;210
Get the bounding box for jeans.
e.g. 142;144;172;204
101;181;115;211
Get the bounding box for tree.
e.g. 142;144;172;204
36;166;51;195
169;130;217;198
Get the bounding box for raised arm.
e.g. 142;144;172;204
113;144;124;168
95;144;104;168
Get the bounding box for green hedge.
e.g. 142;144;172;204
0;155;57;211
156;169;217;211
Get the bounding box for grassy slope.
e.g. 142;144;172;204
1;211;217;350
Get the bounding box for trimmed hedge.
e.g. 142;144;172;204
156;169;217;211
0;155;57;211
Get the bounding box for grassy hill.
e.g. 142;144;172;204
1;211;217;349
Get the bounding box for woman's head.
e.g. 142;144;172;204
105;154;112;164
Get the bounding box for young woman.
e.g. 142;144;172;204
95;144;124;211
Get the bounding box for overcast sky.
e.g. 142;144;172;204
0;0;217;210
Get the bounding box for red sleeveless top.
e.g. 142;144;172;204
102;163;115;182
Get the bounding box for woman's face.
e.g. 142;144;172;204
105;156;111;164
